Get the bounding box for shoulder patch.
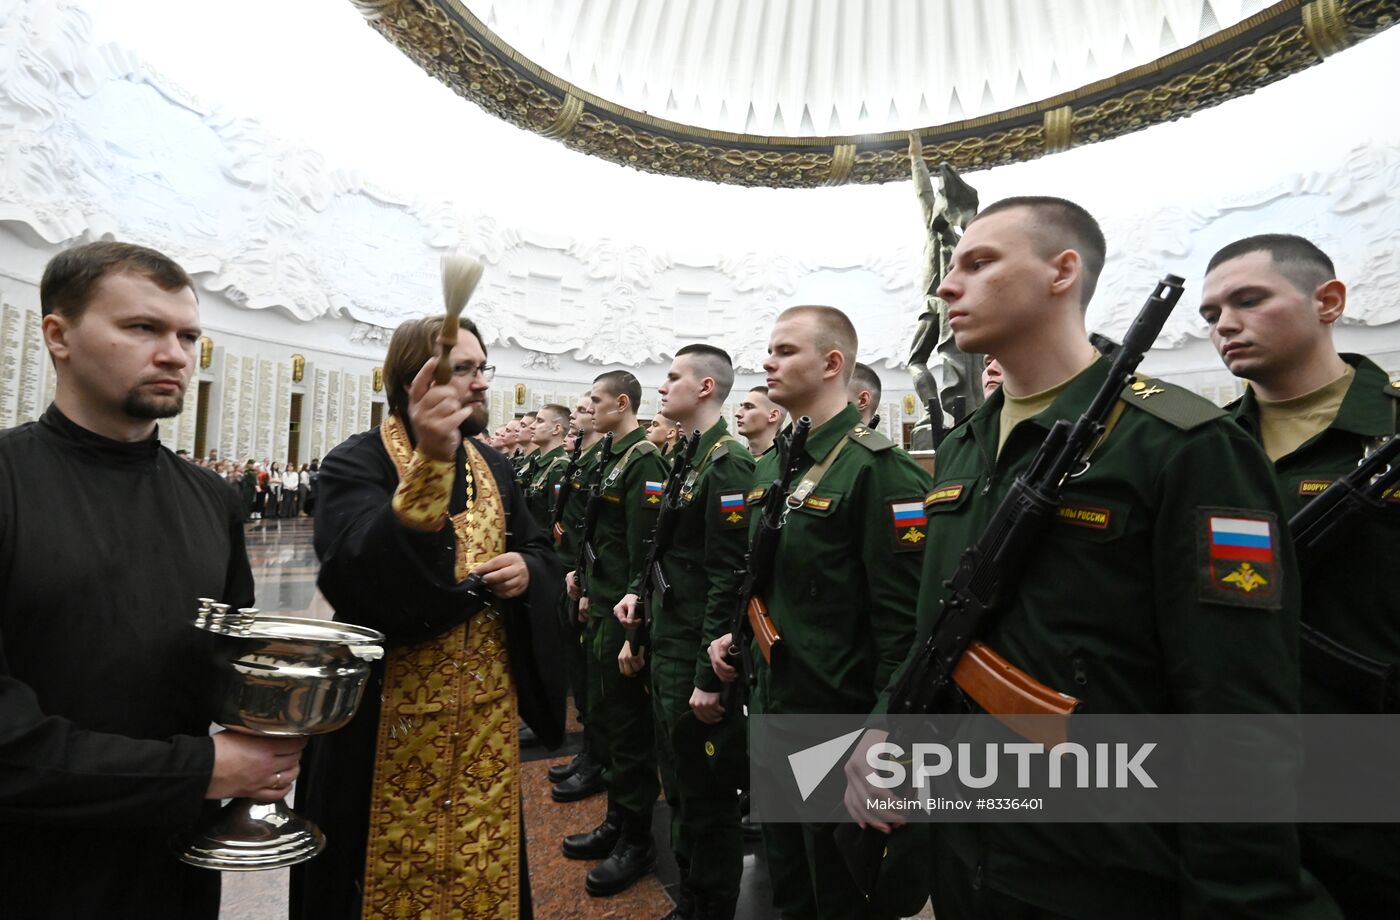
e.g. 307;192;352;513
641;479;665;508
890;499;929;552
712;441;731;463
849;424;894;452
633;440;660;456
1121;378;1226;430
717;490;749;529
1196;508;1282;610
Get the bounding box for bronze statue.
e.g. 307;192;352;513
907;133;980;449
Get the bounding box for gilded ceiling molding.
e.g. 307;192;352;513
354;0;1400;187
1303;0;1355;57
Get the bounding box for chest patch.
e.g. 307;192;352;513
890;500;928;553
1055;504;1111;530
925;484;964;508
1197;509;1282;610
1297;480;1333;497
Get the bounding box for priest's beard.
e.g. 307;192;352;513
122;386;186;419
459;403;488;438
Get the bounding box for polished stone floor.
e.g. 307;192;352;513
221;516;932;919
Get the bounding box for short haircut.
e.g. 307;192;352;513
972;196;1107;307
1206;234;1337;296
519;411;537;421
41;240;195;322
382;315;486;419
538;403;570;427
593;370;642;412
675;343;736;402
776;305;859;383
749;385;769;396
849;362;882;405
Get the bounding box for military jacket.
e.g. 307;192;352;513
748;404;933;715
523;446;568;530
1229;353;1400;713
558;440;601;565
649;419;756;688
584;426;668;609
897;357;1332;917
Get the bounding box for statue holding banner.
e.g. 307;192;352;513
907;133;981;449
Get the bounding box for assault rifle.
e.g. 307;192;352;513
835;274;1186;897
720;416;812;717
573;433;614;608
626;429;702;655
550;436;586;545
1290;433;1400;712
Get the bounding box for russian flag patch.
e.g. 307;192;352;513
719;491;748;528
890;499;928;552
1198;510;1281;609
643;480;664;505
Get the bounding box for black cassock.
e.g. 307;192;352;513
0;406;254;919
291;426;565;920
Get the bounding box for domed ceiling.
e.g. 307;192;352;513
351;0;1398;186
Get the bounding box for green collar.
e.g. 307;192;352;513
692;417;731;470
604;424;647;462
798;404;861;462
1233;353;1394;440
960;356;1111;449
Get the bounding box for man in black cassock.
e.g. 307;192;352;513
0;242;305;919
292;314;565;920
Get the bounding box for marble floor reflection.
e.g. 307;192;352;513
219;516;932;919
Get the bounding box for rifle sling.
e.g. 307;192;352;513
787;434;850;506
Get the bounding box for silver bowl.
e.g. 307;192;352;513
175;608;384;871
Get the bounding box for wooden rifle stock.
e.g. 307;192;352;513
952;641;1080;746
551;521;564;546
746;596;784;667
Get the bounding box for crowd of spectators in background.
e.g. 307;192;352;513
174;450;319;522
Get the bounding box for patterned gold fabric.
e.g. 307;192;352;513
362;416;521;920
391;449;456;532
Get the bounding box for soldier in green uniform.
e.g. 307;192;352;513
615;344;755;920
849;197;1340;918
735;385;783;457
646;411;682;457
562;371;670;896
522;404;570;526
549;396;608;800
708;305;934;919
847;361;881;426
514;411;540;487
1201;233;1399;919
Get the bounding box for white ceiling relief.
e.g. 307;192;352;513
470;0;1259;136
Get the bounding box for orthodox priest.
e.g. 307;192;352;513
291;315;566;920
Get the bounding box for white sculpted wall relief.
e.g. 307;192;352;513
1;0;1398;386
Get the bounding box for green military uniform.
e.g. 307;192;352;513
748;403;933;919
649;419;755;908
523;445;568;528
1229;353;1400;918
894;357;1338;919
515;449;540;489
584;426;668;817
557;440;603;728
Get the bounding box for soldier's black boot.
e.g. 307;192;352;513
551;755;605;802
561;804;622;860
585;810;656;896
548;749;594;784
660;881;696;919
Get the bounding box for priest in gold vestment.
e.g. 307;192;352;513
291;315;565;920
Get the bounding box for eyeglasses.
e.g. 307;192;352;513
451;362;496;382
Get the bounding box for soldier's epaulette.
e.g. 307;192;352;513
848;423;894;451
1383;376;1400;400
632;440;660;456
711;441;731;462
1120;377;1226;430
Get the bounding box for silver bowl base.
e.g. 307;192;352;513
175;799;326;872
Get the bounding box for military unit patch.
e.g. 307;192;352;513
718;492;748;529
1297;480;1333;496
803;495;833;511
890;500;928;552
1197;510;1282;609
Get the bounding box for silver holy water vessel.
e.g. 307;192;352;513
174;598;385;871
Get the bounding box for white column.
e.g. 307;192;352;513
275;361;292;463
17;305;45;425
218;348;240;460
0;302;23;429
